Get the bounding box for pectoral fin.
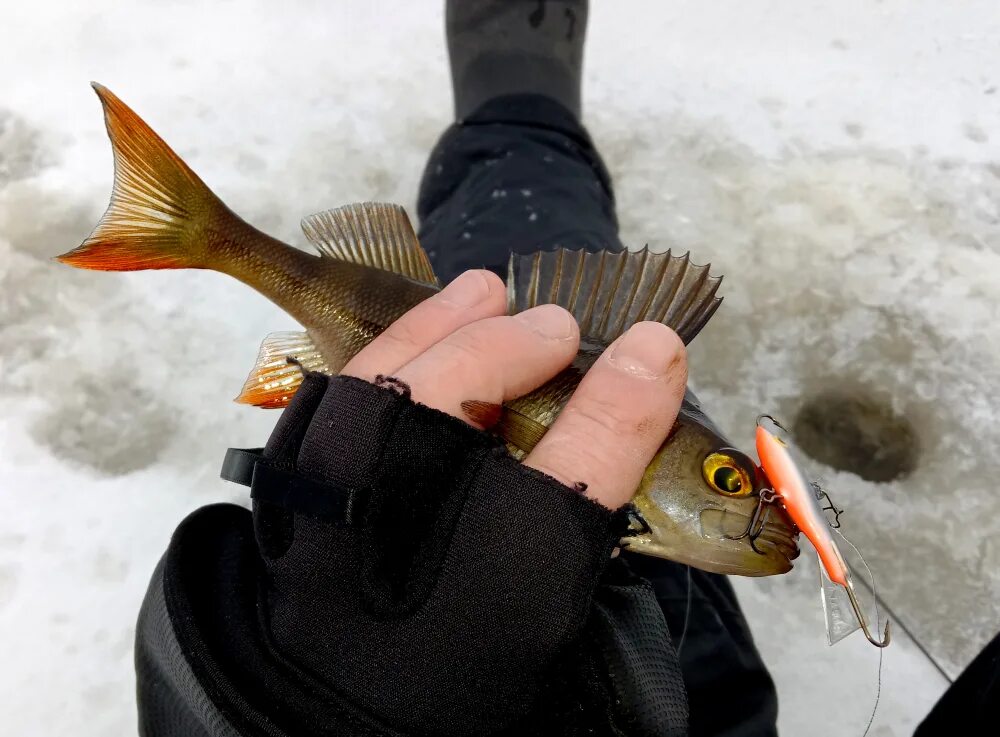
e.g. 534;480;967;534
461;400;549;454
507;247;722;345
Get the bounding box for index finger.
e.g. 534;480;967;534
342;269;506;381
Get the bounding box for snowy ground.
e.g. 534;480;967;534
2;1;998;734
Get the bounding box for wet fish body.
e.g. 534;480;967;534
58;85;800;576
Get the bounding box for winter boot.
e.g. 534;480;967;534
446;0;588;120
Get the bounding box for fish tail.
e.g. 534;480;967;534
56;83;239;271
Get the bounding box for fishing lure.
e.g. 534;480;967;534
741;415;891;648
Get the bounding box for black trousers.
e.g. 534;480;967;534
913;629;1000;736
417;94;1000;737
417;94;623;281
416;94;780;737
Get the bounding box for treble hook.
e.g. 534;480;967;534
756;414;787;432
748;505;773;555
811;481;844;529
844;578;892;648
724;489;777;556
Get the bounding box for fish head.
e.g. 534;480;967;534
626;390;800;576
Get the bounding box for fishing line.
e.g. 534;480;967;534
676;564;693;657
834;529;885;737
865;647;884;737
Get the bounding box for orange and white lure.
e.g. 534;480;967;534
755;415;891;648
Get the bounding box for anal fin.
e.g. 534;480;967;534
235;331;329;409
507;247;723;346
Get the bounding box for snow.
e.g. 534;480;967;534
2;1;997;734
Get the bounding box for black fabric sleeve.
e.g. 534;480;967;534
135;373;689;737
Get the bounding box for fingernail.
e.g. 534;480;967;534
514;304;576;340
608;322;683;378
439;270;493;307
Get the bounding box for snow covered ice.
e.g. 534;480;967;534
2;1;997;734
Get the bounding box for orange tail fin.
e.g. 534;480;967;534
56;83;231;271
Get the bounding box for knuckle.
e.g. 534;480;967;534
566;392;647;438
437;327;493;370
379;319;429;354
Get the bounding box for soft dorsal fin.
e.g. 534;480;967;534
507;247;723;345
301;202;439;286
234;331;329;409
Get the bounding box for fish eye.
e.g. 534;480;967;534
702;450;755;497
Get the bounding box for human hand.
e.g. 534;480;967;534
214;268;693;735
342;268;688;509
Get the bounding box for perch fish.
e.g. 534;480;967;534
57;84;800;576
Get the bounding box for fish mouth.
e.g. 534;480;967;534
700;507;800;562
753;519;800;561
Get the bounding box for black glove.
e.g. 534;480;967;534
136;372;688;737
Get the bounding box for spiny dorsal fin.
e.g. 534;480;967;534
235;331;330;409
301;203;439;286
506;247;722;345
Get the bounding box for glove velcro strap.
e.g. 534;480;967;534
254;462;369;524
221;447;369;524
219;447;264;487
